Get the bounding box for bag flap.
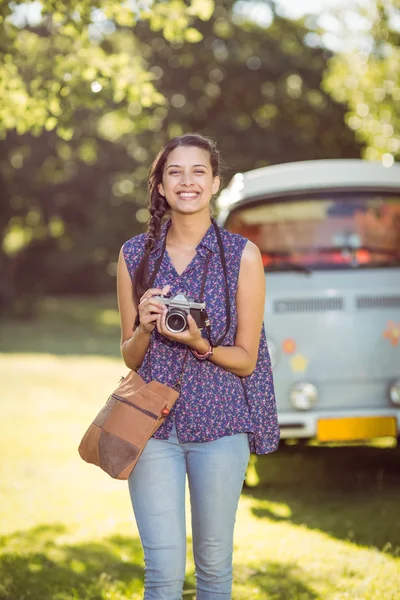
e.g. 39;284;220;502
145;380;180;407
113;372;179;412
114;370;146;397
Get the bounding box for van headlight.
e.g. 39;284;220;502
389;379;400;406
290;382;318;411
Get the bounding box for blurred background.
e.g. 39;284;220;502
1;1;399;599
2;0;400;318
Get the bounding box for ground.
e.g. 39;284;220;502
0;296;399;599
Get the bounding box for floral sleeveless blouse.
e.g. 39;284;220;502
122;220;280;454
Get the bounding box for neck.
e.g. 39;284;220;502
167;212;212;248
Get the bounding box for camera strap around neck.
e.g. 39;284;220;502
137;218;231;348
146;224;212;391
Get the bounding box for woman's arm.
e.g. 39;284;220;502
155;240;266;377
117;248;168;370
203;240;265;377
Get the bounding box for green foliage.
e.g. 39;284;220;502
0;0;363;316
132;4;361;176
0;0;212;136
324;0;400;164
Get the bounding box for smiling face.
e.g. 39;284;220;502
158;146;220;216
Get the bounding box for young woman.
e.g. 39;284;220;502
117;133;279;599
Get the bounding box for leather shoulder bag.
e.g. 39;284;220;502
78;223;216;480
78;363;182;480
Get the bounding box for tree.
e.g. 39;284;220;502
0;0;214;315
0;0;214;137
323;0;400;165
132;0;361;178
0;0;362;316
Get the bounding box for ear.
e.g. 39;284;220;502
158;183;165;197
212;176;221;195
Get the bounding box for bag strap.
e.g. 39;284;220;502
172;347;189;391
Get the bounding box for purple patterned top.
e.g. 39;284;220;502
122;220;280;454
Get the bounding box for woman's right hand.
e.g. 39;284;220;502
137;284;170;334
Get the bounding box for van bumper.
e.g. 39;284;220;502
278;408;400;441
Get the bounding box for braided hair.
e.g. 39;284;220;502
132;133;222;309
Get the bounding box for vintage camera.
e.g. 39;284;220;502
154;293;208;333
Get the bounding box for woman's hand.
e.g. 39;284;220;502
156;308;207;351
137;285;171;334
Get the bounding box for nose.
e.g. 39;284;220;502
180;170;194;186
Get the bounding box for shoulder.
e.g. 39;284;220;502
219;227;248;255
121;232;147;276
219;227;261;265
240;239;262;266
238;241;264;291
122;232;147;256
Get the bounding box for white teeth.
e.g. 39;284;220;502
178;193;198;198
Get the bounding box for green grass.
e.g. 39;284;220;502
1;296;400;600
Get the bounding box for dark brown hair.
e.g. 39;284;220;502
132;133;222;308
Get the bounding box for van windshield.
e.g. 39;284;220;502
225;193;400;271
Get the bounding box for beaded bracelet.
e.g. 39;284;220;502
190;344;214;361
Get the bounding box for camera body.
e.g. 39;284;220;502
154;293;207;333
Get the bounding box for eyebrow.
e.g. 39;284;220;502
166;164;209;169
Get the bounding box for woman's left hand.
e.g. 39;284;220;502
156;308;206;350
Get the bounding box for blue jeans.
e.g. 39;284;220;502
128;425;250;600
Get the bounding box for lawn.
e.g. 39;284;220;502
1;297;399;600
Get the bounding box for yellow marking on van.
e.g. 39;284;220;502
289;353;308;373
317;416;397;442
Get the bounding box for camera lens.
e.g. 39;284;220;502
166;310;187;333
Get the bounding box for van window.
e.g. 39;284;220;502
226;193;400;271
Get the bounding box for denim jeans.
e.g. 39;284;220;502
128;424;250;600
